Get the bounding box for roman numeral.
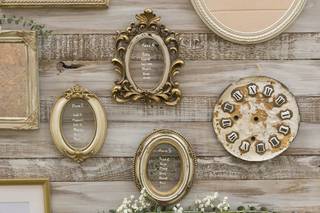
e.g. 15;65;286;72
269;136;281;148
220;118;233;129
226;132;239;143
239;140;250;153
274;94;287;107
279;109;293;120
278;125;290;135
263;85;274;97
231;90;244;102
222;102;234;113
256;142;266;154
247;83;258;96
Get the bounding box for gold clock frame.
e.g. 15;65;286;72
112;9;184;106
50;85;107;163
134;129;196;205
0;31;39;130
0;0;109;7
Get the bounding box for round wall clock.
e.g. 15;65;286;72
191;0;306;44
212;76;300;161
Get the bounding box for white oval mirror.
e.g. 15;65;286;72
191;0;306;44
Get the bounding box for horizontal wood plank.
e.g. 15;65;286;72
37;33;320;60
51;180;320;213
0;156;319;181
0;122;318;158
39;60;320;97
1;0;317;33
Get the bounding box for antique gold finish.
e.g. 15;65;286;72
191;0;306;44
0;31;39;130
50;85;107;163
0;0;109;7
112;9;184;106
134;129;196;205
0;178;51;213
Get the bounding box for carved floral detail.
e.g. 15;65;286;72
112;9;184;106
64;84;97;100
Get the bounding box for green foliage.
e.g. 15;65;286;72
0;14;52;36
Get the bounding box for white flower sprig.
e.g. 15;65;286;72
116;188;151;213
193;192;230;212
172;203;183;213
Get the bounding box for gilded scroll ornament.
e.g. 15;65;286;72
112;9;184;106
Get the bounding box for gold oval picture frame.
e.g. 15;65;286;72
112;9;184;106
50;85;107;163
134;129;196;205
191;0;306;44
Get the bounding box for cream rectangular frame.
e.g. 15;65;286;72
0;178;51;213
0;0;109;7
0;31;39;130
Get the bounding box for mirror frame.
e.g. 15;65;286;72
50;85;107;163
112;9;184;106
134;129;196;205
0;31;39;130
191;0;306;44
0;0;109;7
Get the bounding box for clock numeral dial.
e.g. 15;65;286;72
239;140;251;153
269;136;281;148
256;142;266;154
278;125;290;135
220;118;233;129
247;83;258;96
226;131;239;143
262;85;274;97
231;90;244;102
274;94;287;107
222;102;234;113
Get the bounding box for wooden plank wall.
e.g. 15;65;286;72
1;0;320;212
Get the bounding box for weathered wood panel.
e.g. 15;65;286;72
37;33;320;60
51;180;320;213
0;156;319;181
1;0;318;33
0;122;319;159
40;96;320;123
39;60;320;97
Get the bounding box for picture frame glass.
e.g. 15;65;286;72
0;184;48;213
147;143;182;194
129;37;165;91
61;98;97;149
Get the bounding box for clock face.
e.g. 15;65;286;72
213;76;300;161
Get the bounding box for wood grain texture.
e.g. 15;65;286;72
0;0;317;33
39;60;320;97
0;122;319;159
0;156;319;181
51;180;320;213
37;32;320;60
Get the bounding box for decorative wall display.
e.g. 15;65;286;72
0;179;51;213
134;129;196;205
212;76;300;161
190;0;306;44
0;0;109;7
50;85;107;163
0;31;39;130
112;9;184;106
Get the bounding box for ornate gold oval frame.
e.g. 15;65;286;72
112;9;184;106
50;85;107;163
191;0;306;44
134;129;196;205
0;0;109;7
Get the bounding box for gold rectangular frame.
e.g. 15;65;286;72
0;0;109;7
0;31;39;130
0;178;51;213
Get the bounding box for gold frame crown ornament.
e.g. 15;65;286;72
112;9;184;106
50;85;107;163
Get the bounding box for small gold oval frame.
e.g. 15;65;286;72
134;129;196;205
50;85;107;163
112;9;184;106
